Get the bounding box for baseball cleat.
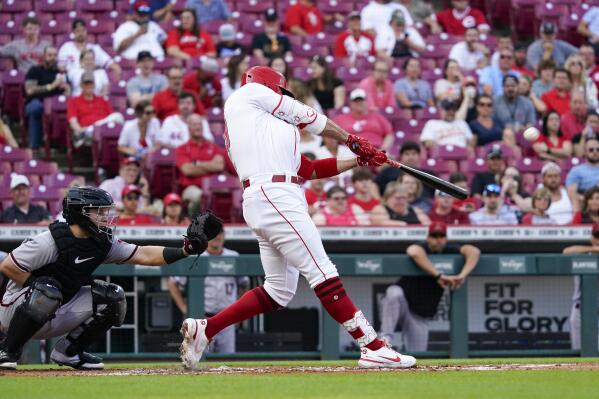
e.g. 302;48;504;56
358;345;417;369
0;347;19;370
180;318;210;370
50;348;104;370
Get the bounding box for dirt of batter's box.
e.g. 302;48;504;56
2;363;599;377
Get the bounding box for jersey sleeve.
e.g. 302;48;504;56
104;238;138;264
248;83;327;135
9;231;58;273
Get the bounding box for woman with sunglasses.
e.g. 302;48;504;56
468;94;516;148
312;186;364;226
572;186;599;224
533;111;573;161
565;54;598;108
117;100;160;161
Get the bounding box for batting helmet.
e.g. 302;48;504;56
241;66;295;97
63;186;117;243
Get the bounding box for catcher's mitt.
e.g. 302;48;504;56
183;211;224;255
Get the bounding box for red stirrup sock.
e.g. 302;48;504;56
314;277;385;351
205;286;281;339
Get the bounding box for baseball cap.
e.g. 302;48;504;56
122;184;141;198
541;161;561;176
163;192;182;206
540;21;556;35
440;98;459;110
219;24;236;41
264;8;278;22
137;50;153;62
487;146;504;159
390;10;405;25
133;1;151;14
121;156;140;167
10;174;30;190
428;222;447;236
483;183;501;196
81;71;95;84
348;11;361;20
350;88;367;101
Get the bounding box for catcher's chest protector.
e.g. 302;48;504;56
32;222;112;302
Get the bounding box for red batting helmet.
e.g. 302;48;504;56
241;66;295;97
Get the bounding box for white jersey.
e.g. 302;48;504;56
157;114;214;147
57;41;114;73
223;82;327;181
113;21;166;60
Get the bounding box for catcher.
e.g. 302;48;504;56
0;186;221;370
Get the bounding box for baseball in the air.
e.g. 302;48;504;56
523;127;540;141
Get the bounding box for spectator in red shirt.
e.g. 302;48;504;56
540;68;572;116
285;0;341;36
561;91;588;140
359;60;395;111
67;71;124;148
153;66;205;121
334;88;394;151
161;193;191;225
183;57;223;109
175;113;225;216
334;12;375;61
436;0;489;35
312;186;363;226
165;8;216;60
428;190;470;225
512;43;535;78
117;184;157;225
348;168;381;225
533;111;573;161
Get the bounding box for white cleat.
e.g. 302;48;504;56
180;318;209;370
358;345;417;369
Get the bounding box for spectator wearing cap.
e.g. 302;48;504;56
24;45;70;151
58;19;121;78
573;187;599;224
579;44;599;94
216;24;244;58
157;93;213;149
448;27;488;72
333;88;394;151
371;183;430;225
118;100;160;161
572;110;599;158
0;17;50;74
469;94;516;148
220;54;250;102
434;59;463;103
521;188;558;225
379;221;479;350
470;147;505;197
358;60;396;112
492;75;536;132
126;51;168;107
162;193;190;225
176;114;225;216
436;0;489;35
308;56;345;111
479;48;520;98
284;0;337;37
67;71;124;148
312;186;365;226
185;0;231;25
99;157;152;211
428;190;469;225
334;12;376;62
348;168;382;225
565;54;599;109
560;91;588;141
578;6;599;55
165;8;216;61
540;68;573;116
532;60;556;99
153;66;206;122
511;43;535;78
0;175;51;225
526;22;577;70
67;49;110;97
395;58;434;109
566;138;599;210
420;98;474;149
376;12;425;62
183;57;223;108
251;9;291;64
469;183;518;225
113;1;167;60
118;184;157;225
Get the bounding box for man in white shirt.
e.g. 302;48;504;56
58;19;121;78
448;27;488;71
157;92;213;148
469;183;518;225
361;0;413;37
420;99;474;149
113;1;166;60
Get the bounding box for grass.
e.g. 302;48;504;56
2;358;599;399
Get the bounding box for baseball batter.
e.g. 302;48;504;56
180;66;416;369
0;187;220;370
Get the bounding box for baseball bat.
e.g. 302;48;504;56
386;159;468;200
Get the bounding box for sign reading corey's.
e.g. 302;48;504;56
354;257;383;275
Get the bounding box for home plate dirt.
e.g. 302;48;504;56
2;363;599;377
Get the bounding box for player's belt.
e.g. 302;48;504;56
242;175;301;189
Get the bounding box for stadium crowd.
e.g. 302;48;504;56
2;0;599;228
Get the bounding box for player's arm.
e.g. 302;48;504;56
406;244;453;288
563;245;599;254
452;244;481;289
126;245;190;266
0;255;30;287
297;154;357;180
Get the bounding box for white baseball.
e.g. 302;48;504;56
523;127;540;141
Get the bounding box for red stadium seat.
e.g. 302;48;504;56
237;0;275;14
516;157;545;174
13;159;59;179
91;122;122;183
86;19;116;35
318;0;354;14
1;0;33;14
201;174;243;222
1;69;25;124
40;19;69;35
460;157;489;174
43;172;85;188
305;32;337;49
293;43;329;58
147;148;177;199
43;95;70;158
430;145;470;161
206;107;225;123
77;0;113;13
337;66;368;83
37;0;71;13
0;145;31;164
239;19;266;35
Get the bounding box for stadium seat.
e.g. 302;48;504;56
13;159;59;179
293;43;329;58
86;19;116;35
40;19;69;35
37;0;71;14
91;122;122;183
1;69;25;123
206;107;225;123
337;66;368;83
147;148;177;199
0;145;31;164
305;32;337;49
1;0;33;14
421;158;451;179
77;0;113;13
430;145;470;161
516;157;545;174
237;0;275;14
240;19;266;35
201;174;243;223
43;95;70;159
460;157;489;174
318;0;354;14
43;172;85;188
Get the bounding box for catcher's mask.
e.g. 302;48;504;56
63;186;118;243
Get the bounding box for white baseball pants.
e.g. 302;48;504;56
379;285;429;351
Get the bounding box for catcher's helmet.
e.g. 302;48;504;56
241;66;295;97
63;186;117;242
